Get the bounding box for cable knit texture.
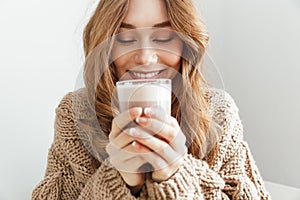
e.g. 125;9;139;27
32;87;271;199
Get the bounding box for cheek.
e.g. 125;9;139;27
159;41;183;71
113;54;131;76
111;43;131;77
160;52;182;71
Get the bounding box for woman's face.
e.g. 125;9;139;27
111;0;183;80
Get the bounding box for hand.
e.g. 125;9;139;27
106;107;152;188
128;106;187;182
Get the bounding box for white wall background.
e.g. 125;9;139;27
0;0;299;199
199;0;300;189
0;1;95;199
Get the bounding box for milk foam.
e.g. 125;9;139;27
117;84;171;102
116;79;172;114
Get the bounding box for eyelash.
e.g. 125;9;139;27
116;38;137;44
153;37;174;43
116;37;174;44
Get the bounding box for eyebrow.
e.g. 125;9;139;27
120;21;172;29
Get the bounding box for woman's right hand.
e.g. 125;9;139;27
105;107;151;188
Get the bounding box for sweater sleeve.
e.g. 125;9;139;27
32;92;146;200
144;90;271;199
77;159;149;200
31;130;88;199
32;142;147;200
32;92;85;200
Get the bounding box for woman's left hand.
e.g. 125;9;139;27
127;106;187;182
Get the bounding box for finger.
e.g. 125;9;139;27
106;140;138;159
136;117;179;144
128;127;178;163
110;107;143;139
106;142;131;159
142;151;168;171
110;127;157;149
109;142;151;173
136;115;187;154
151;156;184;182
119;156;154;174
170;131;187;155
107;140;152;165
144;106;179;128
110;128;136;149
113;155;146;173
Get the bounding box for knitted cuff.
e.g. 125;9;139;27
90;159;140;200
145;154;226;199
184;154;225;189
145;154;204;199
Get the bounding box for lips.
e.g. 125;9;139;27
128;69;165;79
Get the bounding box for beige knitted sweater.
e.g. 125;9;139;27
32;88;271;199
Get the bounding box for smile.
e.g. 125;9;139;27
129;70;165;79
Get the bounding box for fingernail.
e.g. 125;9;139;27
144;107;151;115
130;107;143;116
136;117;147;124
137;107;143;114
132;140;136;147
129;128;139;136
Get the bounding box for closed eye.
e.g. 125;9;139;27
153;37;174;43
116;38;137;44
115;34;137;45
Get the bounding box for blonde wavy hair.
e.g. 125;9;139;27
82;0;221;161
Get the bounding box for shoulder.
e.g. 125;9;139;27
204;87;244;144
204;87;241;128
55;88;92;120
203;88;245;167
204;87;239;115
55;87;89;112
54;88;92;140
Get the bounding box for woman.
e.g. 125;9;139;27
32;0;271;199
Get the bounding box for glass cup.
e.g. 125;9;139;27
116;79;172;115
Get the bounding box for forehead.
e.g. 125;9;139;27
124;0;169;28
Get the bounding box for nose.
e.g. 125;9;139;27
134;48;158;65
